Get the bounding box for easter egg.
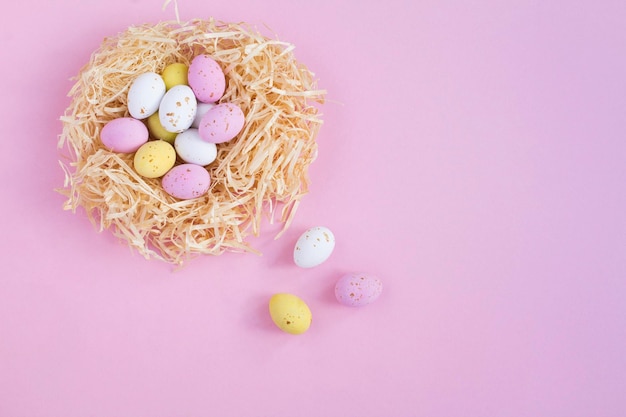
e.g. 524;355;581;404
174;129;218;166
198;103;245;144
161;164;211;200
146;112;178;144
100;117;148;153
133;140;176;178
127;72;166;120
188;54;226;103
293;226;335;268
191;102;215;128
159;85;197;133
161;62;189;90
334;273;383;307
269;293;312;335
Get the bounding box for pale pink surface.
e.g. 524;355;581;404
1;1;625;416
188;54;226;103
335;273;383;307
100;117;149;153
198;103;245;144
161;164;211;200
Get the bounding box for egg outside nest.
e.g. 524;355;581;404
268;293;313;335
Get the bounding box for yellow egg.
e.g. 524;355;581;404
269;293;312;335
161;63;189;90
133;140;176;178
146;112;177;144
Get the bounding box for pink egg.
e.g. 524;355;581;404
198;103;245;144
161;164;211;200
100;117;149;153
334;273;383;307
187;55;226;103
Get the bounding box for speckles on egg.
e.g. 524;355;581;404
269;293;312;335
188;55;226;103
133;140;176;178
158;85;197;133
127;72;166;120
293;226;335;268
198;103;245;144
335;273;383;307
161;163;211;200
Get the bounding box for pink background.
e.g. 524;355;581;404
1;0;625;416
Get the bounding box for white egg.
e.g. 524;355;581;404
174;128;218;166
293;226;335;268
159;85;197;133
191;102;215;128
127;72;166;120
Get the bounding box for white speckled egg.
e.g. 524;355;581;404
174;128;218;166
335;273;383;307
158;85;197;133
293;226;335;268
127;72;166;120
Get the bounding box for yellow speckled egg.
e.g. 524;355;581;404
269;293;312;335
146;112;177;144
161;63;189;90
133;140;176;178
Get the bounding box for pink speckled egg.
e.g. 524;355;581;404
100;117;148;153
335;273;383;307
161;164;211;200
198;103;245;144
188;55;226;103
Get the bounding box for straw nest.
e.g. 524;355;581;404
57;19;326;265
